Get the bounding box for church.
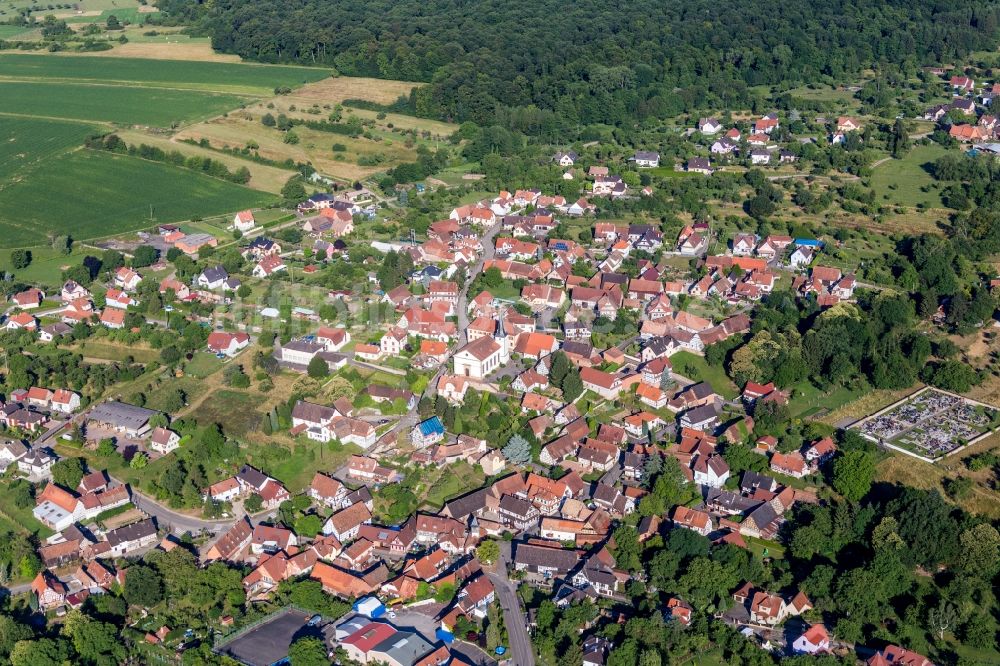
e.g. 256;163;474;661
452;310;513;379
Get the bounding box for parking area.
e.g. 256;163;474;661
215;608;317;666
385;607;497;666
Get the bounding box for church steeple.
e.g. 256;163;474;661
494;307;508;340
494;307;511;363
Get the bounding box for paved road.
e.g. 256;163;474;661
127;485;237;536
377;220;502;450
488;541;535;666
457;221;502;346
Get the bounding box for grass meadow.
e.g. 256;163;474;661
869;143;949;208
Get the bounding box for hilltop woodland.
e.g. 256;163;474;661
165;0;1000;130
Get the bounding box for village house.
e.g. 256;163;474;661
672;505;713;537
207;331;251;357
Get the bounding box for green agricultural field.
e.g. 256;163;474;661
0;80;248;126
870;144;950;208
0;115;96;177
0;54;332;95
0;149;273;247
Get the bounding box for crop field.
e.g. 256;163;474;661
0;80;249;126
89;35;240;63
0;25;32;39
0;149;271;247
0;53;330;245
0;116;96;175
0;54;332;95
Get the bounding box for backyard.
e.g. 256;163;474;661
670;351;739;399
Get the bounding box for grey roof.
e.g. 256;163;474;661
291;400;337;425
444;487;490;520
344;486;372;507
248;237;276;250
371;628;434;666
562;341;593;357
88;401;157;431
681;403;720;425
741;471;777;493
199;265;228;283
592;482;620;505
687;382;715;399
633;151;660;160
41;322;71;336
706;487;761;513
0;439;28;459
688;157;711;170
645;336;675;357
282;340;324;354
237;465;269;490
105;518;156;547
513;542;580;573
745;502;780;531
499;494;536;518
20;447;54;466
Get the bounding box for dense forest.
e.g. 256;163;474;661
160;0;1000;128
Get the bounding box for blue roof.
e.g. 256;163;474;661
436;628;455;644
793;238;824;247
418;416;445;436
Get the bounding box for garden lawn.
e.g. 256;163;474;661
744;535;785;559
249;439;360;493
0;479;53;538
669;351;739;399
184;352;225;379
0;246;91;287
0;149;272;247
421;462;485;509
786;381;859;419
75;340;160;364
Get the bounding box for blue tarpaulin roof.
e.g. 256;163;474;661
418;416;445;436
436;629;455;644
